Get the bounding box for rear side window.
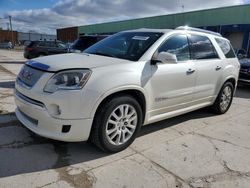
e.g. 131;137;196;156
158;34;190;61
72;37;97;51
215;38;236;58
37;42;45;47
27;41;36;47
189;35;219;60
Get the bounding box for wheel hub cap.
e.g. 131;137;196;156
105;104;138;146
220;86;232;111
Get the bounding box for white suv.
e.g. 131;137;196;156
15;27;240;152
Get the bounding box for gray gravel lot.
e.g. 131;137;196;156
0;50;250;188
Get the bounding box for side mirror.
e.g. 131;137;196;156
152;52;177;64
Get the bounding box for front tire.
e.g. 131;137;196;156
90;95;143;153
212;82;234;114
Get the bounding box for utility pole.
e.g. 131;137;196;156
178;0;185;13
181;5;185;13
9;15;14;47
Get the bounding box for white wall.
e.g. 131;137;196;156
18;32;56;42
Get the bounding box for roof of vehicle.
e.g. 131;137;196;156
123;28;173;33
121;27;223;38
175;26;222;37
79;35;110;38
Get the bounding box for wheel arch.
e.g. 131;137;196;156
223;76;237;92
91;86;147;124
215;76;237;99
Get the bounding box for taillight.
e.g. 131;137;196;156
26;47;33;51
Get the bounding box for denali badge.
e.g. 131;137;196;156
20;69;33;80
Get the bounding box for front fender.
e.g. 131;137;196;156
89;85;148;119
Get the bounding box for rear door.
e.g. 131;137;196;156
188;34;222;101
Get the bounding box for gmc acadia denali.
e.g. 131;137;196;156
15;27;240;152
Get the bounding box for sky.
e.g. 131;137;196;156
0;0;250;34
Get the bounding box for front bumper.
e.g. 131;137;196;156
15;90;93;142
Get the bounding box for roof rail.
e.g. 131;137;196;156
175;26;222;37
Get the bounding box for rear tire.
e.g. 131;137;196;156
212;82;234;114
90;95;143;153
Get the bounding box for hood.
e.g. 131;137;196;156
239;58;250;69
27;53;131;72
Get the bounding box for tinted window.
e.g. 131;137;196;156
215;38;235;58
37;42;52;47
37;42;46;47
49;42;57;47
158;35;190;61
84;32;163;61
27;41;36;47
57;43;66;48
189;35;219;60
72;37;97;51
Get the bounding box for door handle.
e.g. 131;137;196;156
186;69;195;74
215;66;222;71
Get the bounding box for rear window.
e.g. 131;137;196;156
215;38;236;58
189;35;219;60
37;42;47;47
27;41;36;47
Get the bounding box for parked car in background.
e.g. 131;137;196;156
69;35;108;52
24;41;68;59
235;48;249;59
0;42;13;49
239;58;250;84
15;27;239;152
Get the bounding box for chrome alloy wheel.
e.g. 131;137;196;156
220;86;232;112
105;104;138;146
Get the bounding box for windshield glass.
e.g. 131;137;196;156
84;32;163;61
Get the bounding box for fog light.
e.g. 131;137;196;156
48;104;61;115
62;125;71;133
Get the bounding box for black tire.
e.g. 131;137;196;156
212;82;234;114
90;95;143;153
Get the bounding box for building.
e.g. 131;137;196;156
56;27;78;43
0;29;56;45
57;5;250;54
18;32;57;43
0;29;18;44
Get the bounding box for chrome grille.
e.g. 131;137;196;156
17;65;44;88
15;89;44;108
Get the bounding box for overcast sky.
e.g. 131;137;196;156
0;0;250;34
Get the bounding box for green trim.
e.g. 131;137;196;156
78;5;250;35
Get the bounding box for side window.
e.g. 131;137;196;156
158;35;190;61
57;43;66;48
37;42;45;47
215;38;236;58
189;35;219;60
49;42;57;48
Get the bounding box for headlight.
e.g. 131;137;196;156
44;69;91;93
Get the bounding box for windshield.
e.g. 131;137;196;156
58;43;66;48
84;32;163;61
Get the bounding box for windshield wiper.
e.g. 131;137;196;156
91;51;117;58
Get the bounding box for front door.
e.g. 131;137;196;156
149;34;196;117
